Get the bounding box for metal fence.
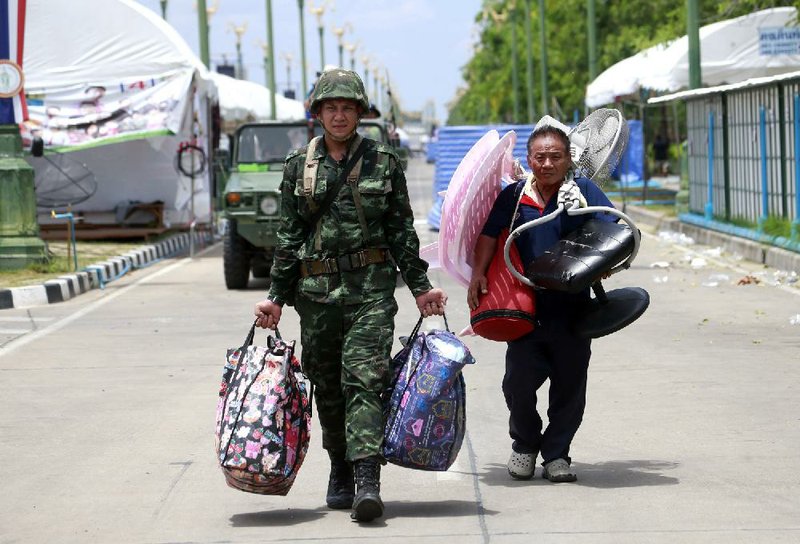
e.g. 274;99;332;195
685;75;800;229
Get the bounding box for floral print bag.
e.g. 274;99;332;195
215;322;312;495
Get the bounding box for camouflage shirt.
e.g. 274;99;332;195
269;135;433;305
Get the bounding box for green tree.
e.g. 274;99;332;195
448;0;800;125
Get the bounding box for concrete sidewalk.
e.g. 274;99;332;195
616;204;800;274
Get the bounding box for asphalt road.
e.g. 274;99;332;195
1;156;799;543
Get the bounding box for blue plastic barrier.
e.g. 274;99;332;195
618;119;644;183
427;124;535;230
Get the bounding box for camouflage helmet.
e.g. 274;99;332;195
309;69;370;114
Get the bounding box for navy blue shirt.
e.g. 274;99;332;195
481;177;617;328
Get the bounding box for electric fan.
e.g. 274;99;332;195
503;109;649;338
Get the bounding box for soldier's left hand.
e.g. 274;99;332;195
415;288;448;317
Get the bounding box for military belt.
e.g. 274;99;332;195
300;248;389;277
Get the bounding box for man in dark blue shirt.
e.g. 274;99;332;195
467;119;616;483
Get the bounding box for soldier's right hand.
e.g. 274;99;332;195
254;299;282;330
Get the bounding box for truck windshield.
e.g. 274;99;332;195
237;125;317;163
236;123;386;164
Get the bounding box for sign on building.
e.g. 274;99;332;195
759;27;800;55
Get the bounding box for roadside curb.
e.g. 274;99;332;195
0;230;216;310
617;203;800;273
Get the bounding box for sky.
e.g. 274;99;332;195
134;0;484;122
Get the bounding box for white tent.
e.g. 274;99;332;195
22;0;217;226
586;7;800;108
207;72;306;132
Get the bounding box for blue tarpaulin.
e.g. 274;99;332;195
617;119;644;183
427;124;535;230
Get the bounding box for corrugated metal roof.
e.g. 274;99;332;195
648;69;800;104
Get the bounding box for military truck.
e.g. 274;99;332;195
219;119;405;289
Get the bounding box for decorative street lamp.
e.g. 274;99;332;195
281;52;294;97
361;55;370;96
369;59;380;104
228;21;248;79
378;74;388;114
345;41;359;72
296;0;308;98
332;22;351;68
309;1;328;71
258;41;270;85
195;0;219;69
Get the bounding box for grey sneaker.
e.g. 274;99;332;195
542;458;577;482
507;451;536;480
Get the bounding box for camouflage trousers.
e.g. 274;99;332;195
294;294;398;461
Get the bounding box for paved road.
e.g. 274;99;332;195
1;156;799;543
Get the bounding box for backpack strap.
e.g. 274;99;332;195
302;136;323;213
345;137;369;243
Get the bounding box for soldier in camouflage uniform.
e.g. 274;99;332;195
254;68;447;522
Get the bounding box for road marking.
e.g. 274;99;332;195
0;329;29;335
0;316;54;322
0;246;217;359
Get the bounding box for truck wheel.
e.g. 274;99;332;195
224;221;251;289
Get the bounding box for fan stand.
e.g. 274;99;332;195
573;281;650;339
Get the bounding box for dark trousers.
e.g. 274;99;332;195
502;326;591;465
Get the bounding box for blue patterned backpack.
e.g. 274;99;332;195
383;316;475;471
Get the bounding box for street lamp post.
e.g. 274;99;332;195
195;0;218;69
524;0;536;123
309;1;328;72
381;74;390;115
228;21;248;79
297;0;308;98
510;3;520;123
587;0;597;82
538;0;549;116
197;0;210;68
332;23;348;68
281;52;294;97
373;68;379;106
361;56;370;96
265;0;277;119
258;42;270;86
345;42;358;71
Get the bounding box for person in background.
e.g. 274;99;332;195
467;116;617;483
653;132;670;176
254;69;447;522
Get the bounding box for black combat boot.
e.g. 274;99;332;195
350;457;384;522
326;453;355;509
